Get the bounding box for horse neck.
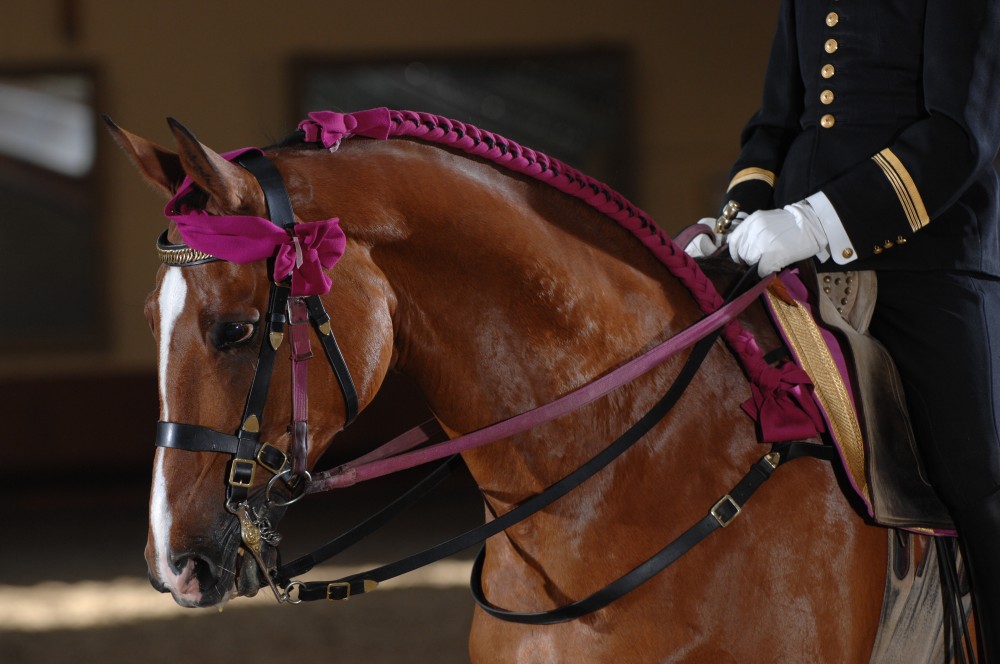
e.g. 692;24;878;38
298;139;701;438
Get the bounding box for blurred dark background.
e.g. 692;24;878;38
0;1;778;661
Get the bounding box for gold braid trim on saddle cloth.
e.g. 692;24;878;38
765;280;870;502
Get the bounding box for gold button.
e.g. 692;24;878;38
826;12;840;27
897;235;907;245
873;245;883;255
820;89;835;104
821;64;836;79
821;114;836;128
884;240;894;249
842;248;854;259
825;38;839;54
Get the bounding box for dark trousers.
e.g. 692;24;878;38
868;270;1000;513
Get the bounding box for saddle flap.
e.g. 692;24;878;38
764;266;954;533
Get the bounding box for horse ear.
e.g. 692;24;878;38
166;117;266;216
103;115;186;197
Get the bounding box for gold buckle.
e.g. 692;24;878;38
228;459;257;488
327;582;352;601
326;579;378;601
256;442;287;475
710;495;741;528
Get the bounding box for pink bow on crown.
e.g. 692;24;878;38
163;148;346;296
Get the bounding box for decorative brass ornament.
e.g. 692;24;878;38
243;414;261;433
157;243;217;266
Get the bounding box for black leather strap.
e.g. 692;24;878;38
287;268;767;604
305;295;359;425
469;441;835;624
227;281;290;504
236;153;295;229
277;455;460;582
291;321;722;602
156;421;240;454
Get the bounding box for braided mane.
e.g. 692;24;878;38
297;108;786;407
301;109;732;315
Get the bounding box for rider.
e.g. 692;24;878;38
687;1;1000;657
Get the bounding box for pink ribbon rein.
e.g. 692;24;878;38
306;276;777;492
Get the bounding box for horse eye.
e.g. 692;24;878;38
215;321;256;349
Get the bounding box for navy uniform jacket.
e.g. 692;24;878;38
726;0;1000;275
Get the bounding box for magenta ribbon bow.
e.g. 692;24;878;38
163;146;346;296
299;107;392;147
168;209;346;296
742;362;826;442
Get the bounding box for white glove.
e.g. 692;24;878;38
684;218;721;258
727;201;831;277
684;214;747;258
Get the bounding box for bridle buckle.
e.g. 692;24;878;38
256;442;288;475
710;494;741;528
228;459;257;488
326;581;352;601
326;579;377;601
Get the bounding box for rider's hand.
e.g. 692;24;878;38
683;214;746;258
727;201;831;277
684;218;722;258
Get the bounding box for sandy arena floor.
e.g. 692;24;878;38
1;471;484;664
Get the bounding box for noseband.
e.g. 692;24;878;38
154;152;359;596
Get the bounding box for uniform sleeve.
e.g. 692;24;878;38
819;0;1000;260
725;0;804;215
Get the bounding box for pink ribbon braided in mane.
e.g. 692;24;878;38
298;108;825;442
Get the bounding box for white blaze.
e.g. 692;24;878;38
151;267;188;591
157;267;187;422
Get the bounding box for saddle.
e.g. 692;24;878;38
764;264;954;533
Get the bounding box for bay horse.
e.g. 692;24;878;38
107;109;891;662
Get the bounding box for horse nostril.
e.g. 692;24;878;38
171;553;220;594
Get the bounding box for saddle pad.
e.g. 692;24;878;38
763;269;954;534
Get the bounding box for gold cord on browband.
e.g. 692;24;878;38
155;229;219;266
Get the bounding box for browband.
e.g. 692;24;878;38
156;229;219;266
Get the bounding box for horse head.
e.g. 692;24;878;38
107;117;395;607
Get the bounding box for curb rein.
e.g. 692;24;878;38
153;153;834;620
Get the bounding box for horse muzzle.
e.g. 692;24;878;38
145;507;282;608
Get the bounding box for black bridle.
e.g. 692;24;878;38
152;152;835;621
153;152;358;595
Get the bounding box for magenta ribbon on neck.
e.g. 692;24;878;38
163;148;347;296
